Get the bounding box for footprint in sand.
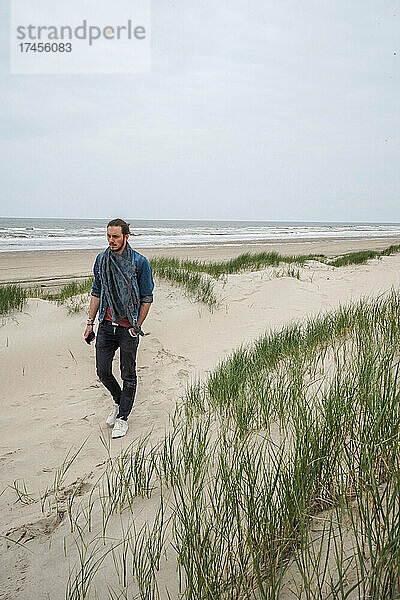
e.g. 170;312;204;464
6;513;64;543
151;378;163;391
177;369;190;378
0;448;22;464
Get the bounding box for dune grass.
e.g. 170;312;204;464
2;244;400;316
150;251;321;280
149;258;218;308
44;279;94;302
148;244;400;309
329;243;400;267
40;279;95;313
167;290;400;598
150;243;400;280
10;289;396;598
0;284;27;315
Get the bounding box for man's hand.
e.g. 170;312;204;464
130;323;144;337
84;295;100;342
84;324;95;340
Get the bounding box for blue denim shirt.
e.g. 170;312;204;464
91;249;154;325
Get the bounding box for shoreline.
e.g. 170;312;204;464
0;235;399;288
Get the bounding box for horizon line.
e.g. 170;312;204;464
1;216;400;226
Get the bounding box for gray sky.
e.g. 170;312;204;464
0;0;399;222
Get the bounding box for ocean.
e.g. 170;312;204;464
1;218;400;252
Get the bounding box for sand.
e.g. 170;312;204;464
1;235;400;289
1;237;400;598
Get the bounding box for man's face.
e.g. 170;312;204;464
107;226;128;253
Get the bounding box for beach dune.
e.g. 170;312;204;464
1;238;400;598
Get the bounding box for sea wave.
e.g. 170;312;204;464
0;219;399;252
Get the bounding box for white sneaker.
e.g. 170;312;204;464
106;404;119;427
112;418;128;439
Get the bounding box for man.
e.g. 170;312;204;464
84;218;154;439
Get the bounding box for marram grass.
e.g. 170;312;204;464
0;284;27;315
2;243;400;316
45;279;94;302
169;291;400;599
150;243;400;279
149;258;218;308
328;243;400;267
11;288;398;599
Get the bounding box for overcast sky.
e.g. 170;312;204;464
0;1;399;222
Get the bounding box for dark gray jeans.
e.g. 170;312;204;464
95;321;139;419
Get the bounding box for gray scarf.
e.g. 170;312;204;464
100;242;139;323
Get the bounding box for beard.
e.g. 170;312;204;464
110;238;126;253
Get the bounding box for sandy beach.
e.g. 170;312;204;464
1;235;400;289
1;237;400;598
